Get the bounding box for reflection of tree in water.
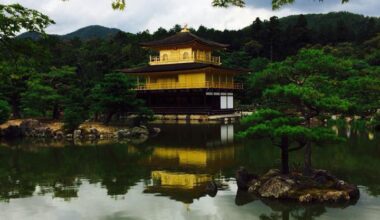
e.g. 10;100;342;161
259;204;326;220
0;144;152;202
236;190;358;220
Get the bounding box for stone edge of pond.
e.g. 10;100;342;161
0;119;161;144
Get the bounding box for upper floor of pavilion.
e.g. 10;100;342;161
141;26;228;66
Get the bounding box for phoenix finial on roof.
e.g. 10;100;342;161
181;24;190;32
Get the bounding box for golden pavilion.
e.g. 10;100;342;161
121;26;246;114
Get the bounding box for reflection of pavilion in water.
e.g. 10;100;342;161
144;171;212;204
143;124;235;204
150;146;235;168
146;124;234;147
148;125;235;169
145;124;236;169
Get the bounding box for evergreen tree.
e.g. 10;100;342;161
20;66;77;119
89;73;148;124
0;99;11;124
242;49;353;175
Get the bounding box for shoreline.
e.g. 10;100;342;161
0;119;160;144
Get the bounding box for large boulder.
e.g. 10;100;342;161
335;180;360;200
312;169;338;186
33;127;53;138
89;128;100;137
18;119;53;138
242;168;360;204
73;130;82;139
149;127;161;136
129;133;149;144
258;176;295;198
54;130;65;139
130;126;149;137
205;181;218;197
1;125;22;138
19;119;41;136
236;167;258;190
114;129;131;139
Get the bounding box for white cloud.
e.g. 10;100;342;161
3;0;380;35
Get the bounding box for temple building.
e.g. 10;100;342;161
121;26;246;115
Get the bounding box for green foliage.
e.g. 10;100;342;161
249;57;270;72
222;51;251;68
63;105;86;132
109;0;349;10
212;0;245;7
249;49;367;118
21;79;60;117
61;25;122;40
112;0;126;10
342;76;380;116
264;84;350;114
240;49;367;173
0;4;54;41
0;99;11;124
89;72;147;123
370;113;380;130
239;109;341;144
20;66;77;118
366;51;380;66
211;0;349;9
0;60;38;117
63;87;88;131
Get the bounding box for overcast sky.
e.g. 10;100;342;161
4;0;380;35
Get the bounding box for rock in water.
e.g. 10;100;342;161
258;176;295;198
1;125;22;138
115;129;130;138
130;126;149;137
205;181;218;197
19;119;41;136
89;128;100;138
236;167;258;190
54;131;64;139
149;127;161;136
73;130;82;139
241;168;360;203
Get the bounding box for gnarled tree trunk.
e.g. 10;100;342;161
304;118;313;176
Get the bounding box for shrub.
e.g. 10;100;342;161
63;105;86;132
0;100;11;124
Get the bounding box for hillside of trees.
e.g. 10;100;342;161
1;11;380;129
18;25;123;40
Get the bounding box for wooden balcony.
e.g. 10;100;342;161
149;53;221;65
135;81;243;91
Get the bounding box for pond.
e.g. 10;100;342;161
0;123;379;220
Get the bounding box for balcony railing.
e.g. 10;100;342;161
149;53;221;65
136;81;243;90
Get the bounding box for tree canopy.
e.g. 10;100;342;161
89;72;151;124
238;48;379;174
0;99;11;124
109;0;350;10
0;4;54;42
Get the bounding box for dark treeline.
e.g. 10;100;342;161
1;11;380;129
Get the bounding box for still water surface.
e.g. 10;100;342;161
0;123;379;220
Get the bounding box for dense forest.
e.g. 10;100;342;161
1;11;380;130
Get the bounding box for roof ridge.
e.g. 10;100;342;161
140;31;228;49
